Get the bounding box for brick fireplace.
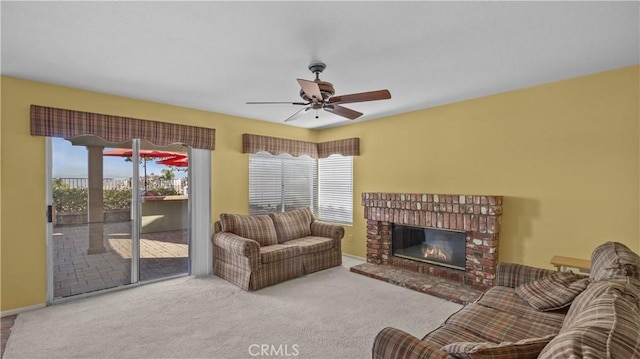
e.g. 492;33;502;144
361;192;503;291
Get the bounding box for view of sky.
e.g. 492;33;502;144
52;138;187;179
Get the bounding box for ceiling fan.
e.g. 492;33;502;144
247;62;391;122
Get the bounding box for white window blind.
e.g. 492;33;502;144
249;152;317;215
318;155;353;224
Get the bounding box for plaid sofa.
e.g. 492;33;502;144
373;241;640;359
212;207;344;290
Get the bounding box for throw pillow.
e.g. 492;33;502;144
442;335;555;359
515;271;590;311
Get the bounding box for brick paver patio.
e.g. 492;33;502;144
53;222;188;298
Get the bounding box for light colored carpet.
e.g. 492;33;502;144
5;264;462;359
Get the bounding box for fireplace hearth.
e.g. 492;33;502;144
360;192;503;290
392;225;466;270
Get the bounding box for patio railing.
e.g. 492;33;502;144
55;177;185;192
53;177;187;215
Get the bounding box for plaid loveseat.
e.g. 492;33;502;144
373;241;640;359
212;207;344;290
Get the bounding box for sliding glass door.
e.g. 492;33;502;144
50;138;134;298
48;137;190;301
138;141;189;282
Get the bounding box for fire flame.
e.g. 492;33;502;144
422;245;449;261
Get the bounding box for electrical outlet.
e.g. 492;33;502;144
348;234;353;243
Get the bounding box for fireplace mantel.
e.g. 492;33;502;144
362;192;503;290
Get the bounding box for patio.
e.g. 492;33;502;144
53;221;188;298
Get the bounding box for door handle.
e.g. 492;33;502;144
47;205;53;223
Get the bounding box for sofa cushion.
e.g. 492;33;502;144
259;244;302;264
284;236;334;254
476;286;567;329
590;241;640;281
442;334;555;359
539;279;640;359
219;213;278;246
442;302;561;344
269;207;313;243
515;271;590;311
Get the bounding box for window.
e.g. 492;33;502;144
318;155;353;224
249;152;317;215
249;152;353;224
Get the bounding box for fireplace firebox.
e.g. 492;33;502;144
392;224;466;270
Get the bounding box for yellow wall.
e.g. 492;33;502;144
320;65;639;265
2;65;639;312
0;76;315;311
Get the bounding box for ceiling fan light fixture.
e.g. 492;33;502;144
247;61;390;123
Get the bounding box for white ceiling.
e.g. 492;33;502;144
2;1;638;129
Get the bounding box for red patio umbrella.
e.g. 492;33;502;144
103;149;187;193
156;155;188;167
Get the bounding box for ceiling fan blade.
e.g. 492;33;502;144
297;79;323;104
328;89;391;104
247;101;308;105
284;106;312;122
324;104;363;120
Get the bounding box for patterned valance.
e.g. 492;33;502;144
30;105;216;150
242;134;318;158
318;138;360;158
242;134;359;159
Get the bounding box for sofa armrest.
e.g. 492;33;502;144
310;220;345;241
496;262;558;288
372;327;452;359
213;232;261;269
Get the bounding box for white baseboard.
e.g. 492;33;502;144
2;303;46;317
342;253;366;261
